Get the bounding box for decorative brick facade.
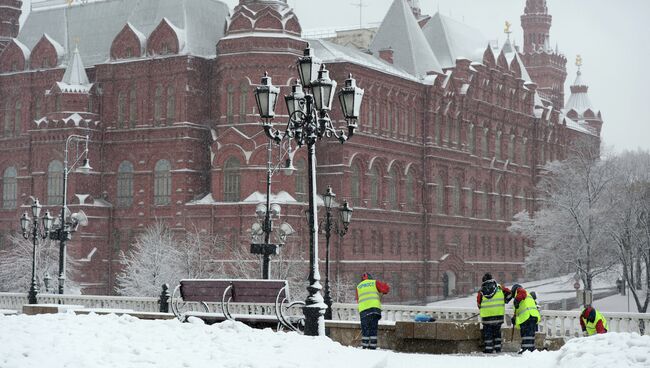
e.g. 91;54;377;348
0;0;601;303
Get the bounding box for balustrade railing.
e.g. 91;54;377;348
1;293;648;338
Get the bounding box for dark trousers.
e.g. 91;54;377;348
519;317;538;352
481;323;503;353
360;309;381;349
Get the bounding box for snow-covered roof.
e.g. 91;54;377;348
369;0;442;77
565;71;595;115
501;39;532;82
561;112;597;136
9;39;31;61
309;39;420;82
17;0;230;66
61;47;90;87
421;12;486;69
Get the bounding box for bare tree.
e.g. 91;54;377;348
115;222;184;297
509;141;618;290
606;150;650;320
177;226;225;279
0;233;78;293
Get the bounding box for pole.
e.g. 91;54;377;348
262;139;273;280
58;142;69;295
303;138;326;336
324;207;333;320
28;222;39;305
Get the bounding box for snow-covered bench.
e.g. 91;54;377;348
171;279;304;332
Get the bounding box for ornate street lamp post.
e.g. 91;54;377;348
250;138;296;279
254;47;364;336
49;134;92;295
20;198;53;304
321;185;353;320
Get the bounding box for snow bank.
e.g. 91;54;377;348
554;333;650;368
0;313;647;368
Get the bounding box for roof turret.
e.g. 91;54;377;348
370;0;442;77
57;46;91;93
565;56;594;115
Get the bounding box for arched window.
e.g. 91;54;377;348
350;164;361;207
469;124;476;154
47;160;64;205
2;167;17;209
436;176;445;214
226;84;234;124
508;135;515;162
445;116;451;145
540;144;546;165
495;190;503;220
388;167;398;210
434;113;441;145
166;86;175;123
455;119;461;146
34;97;41;120
466;184;474;218
369;166;379;208
239;83;248;123
154;159;171;205
295;159;306;202
117;91;126;128
223;157;240;202
154;85;163;124
507;189;515;220
521;138;528;166
117;161;134;207
13;101;21;136
481;184;489;219
3;101;11;137
453;178;461;216
406;171;415;210
482;128;489;157
366;101;373;131
495;131;502;160
55;95;62;112
129;86;137;127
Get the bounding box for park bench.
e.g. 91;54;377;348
171;279;304;332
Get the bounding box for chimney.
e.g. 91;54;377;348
378;47;394;64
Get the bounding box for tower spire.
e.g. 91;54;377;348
0;0;22;54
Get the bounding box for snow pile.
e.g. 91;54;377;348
555;333;650;367
0;313;648;368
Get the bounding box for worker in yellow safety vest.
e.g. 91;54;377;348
580;306;608;336
506;284;540;353
356;272;390;349
477;273;510;353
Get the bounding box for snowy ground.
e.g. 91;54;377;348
429;274;617;310
0;313;649;368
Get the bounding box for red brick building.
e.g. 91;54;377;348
0;0;602;302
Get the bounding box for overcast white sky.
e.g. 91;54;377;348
23;0;650;151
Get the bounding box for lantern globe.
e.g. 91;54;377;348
311;66;337;111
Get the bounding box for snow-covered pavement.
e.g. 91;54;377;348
0;313;649;368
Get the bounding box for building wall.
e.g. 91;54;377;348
0;1;599;302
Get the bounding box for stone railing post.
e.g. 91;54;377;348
159;284;171;313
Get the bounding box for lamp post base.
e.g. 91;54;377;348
302;299;327;336
28;282;38;305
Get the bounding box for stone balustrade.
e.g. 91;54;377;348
1;293;648;338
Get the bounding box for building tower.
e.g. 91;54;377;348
565;56;603;136
0;0;22;54
520;0;567;109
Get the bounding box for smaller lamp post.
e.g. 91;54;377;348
250;132;296;279
320;185;353;320
20;198;53;305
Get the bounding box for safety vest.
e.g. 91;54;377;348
357;279;381;312
480;288;505;319
582;310;608;336
515;294;540;326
